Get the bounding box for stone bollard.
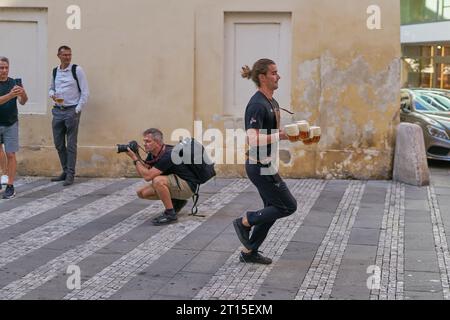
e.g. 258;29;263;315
393;123;430;186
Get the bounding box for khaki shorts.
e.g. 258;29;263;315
147;174;195;200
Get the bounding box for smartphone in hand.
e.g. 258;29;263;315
15;78;23;87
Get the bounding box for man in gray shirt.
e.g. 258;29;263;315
49;46;89;186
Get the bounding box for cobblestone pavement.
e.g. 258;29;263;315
0;161;449;300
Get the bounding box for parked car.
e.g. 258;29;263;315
400;88;450;161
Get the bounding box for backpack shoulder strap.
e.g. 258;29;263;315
52;67;58;86
190;185;205;217
71;64;81;93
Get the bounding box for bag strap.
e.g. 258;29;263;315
53;65;81;93
262;93;281;130
52;67;57;82
190;185;205;217
71;64;81;93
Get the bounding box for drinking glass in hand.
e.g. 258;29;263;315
310;127;321;144
296;121;310;141
302;126;321;145
284;124;300;142
55;92;64;106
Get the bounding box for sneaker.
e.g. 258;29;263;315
2;185;16;199
1;175;8;185
239;251;272;265
152;211;178;226
172;199;188;213
233;218;252;250
51;173;66;182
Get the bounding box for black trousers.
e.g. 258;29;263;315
245;161;297;251
52;108;81;176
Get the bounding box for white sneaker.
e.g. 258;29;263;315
1;175;8;185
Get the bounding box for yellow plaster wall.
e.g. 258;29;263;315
1;0;400;179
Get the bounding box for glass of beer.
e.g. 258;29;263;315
302;137;314;145
55;92;64;106
296;121;310;141
302;127;314;145
310;126;321;144
284;124;300;142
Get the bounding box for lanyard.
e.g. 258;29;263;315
261;92;280;130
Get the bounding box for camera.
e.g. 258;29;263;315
117;140;139;154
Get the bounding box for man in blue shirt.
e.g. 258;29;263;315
0;56;28;199
49;46;89;186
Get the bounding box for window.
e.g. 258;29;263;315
402;0;450;24
402;44;450;89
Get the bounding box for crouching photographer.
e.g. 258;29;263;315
121;128;199;226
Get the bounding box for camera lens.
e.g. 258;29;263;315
117;144;128;153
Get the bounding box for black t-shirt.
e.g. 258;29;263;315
245;91;279;161
146;145;198;192
0;78;18;126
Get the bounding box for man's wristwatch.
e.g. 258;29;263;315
133;160;139;166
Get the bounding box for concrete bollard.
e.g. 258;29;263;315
393;123;430;186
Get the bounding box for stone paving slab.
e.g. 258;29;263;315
348;228;381;246
405;209;432;224
333;260;375;287
353;216;383;229
256;242;318;295
404;290;444;300
0;161;448;300
329;285;371;300
254;286;300;300
404;271;443;292
182;251;232;274
155;272;214;299
404;233;436;251
291;226;329;244
111;275;172;300
405;250;440;273
405;200;430;211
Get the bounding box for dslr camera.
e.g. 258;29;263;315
117;141;139;154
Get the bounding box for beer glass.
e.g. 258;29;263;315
302;127;314;145
296;121;310;141
284;124;300;142
55;92;64;106
310;126;321;144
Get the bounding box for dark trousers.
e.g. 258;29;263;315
52;108;80;176
245;162;297;251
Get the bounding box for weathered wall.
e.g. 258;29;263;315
195;0;401;179
1;0;401;179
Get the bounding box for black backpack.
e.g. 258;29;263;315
52;64;81;93
172;138;216;215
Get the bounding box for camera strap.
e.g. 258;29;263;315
144;145;166;166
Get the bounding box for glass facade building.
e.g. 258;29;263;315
401;0;450;89
402;0;450;24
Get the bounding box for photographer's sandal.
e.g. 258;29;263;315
152;212;178;226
